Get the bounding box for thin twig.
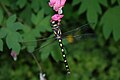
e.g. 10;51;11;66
0;3;11;16
30;53;42;72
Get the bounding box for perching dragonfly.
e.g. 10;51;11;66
22;22;95;75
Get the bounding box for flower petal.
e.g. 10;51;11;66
60;0;66;7
54;0;61;11
11;51;17;61
52;14;64;21
49;0;56;7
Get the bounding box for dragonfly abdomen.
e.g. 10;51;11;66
58;38;70;75
51;21;70;74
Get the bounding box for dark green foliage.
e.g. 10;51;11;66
0;0;120;80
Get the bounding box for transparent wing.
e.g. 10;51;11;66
21;23;96;51
21;34;55;46
22;23;94;44
62;23;95;37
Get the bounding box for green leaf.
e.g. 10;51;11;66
78;1;87;15
72;0;81;6
41;47;51;61
51;42;62;62
87;9;98;29
117;0;120;5
40;39;53;61
0;39;3;51
31;0;40;12
38;15;52;32
22;35;37;53
40;36;63;62
40;0;52;14
0;9;3;24
12;42;21;54
19;5;32;25
22;26;40;53
12;22;24;31
0;28;7;38
6;32;21;49
16;0;27;8
5;14;24;54
98;0;108;7
7;22;24;31
6;14;16;27
111;0;117;4
100;6;120;41
64;4;73;19
77;0;108;28
31;9;44;26
0;0;10;6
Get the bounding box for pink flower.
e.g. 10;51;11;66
49;0;56;7
11;51;17;61
51;14;64;22
49;0;66;11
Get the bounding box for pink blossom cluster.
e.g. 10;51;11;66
49;0;66;22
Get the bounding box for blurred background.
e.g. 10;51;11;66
0;0;120;80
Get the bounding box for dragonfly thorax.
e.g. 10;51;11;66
51;21;60;28
51;21;62;39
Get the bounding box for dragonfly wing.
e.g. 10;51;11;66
21;34;55;52
22;34;55;46
62;23;95;37
72;33;96;40
34;38;56;52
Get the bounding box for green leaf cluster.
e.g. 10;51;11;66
0;0;120;80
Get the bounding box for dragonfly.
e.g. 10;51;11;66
22;22;95;75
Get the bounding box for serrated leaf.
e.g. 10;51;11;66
6;32;21;49
38;16;52;32
98;0;108;7
77;0;107;28
100;6;120;41
0;39;3;51
6;14;16;27
22;34;37;53
31;10;44;26
0;9;3;24
7;22;24;31
22;26;40;52
16;0;27;8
